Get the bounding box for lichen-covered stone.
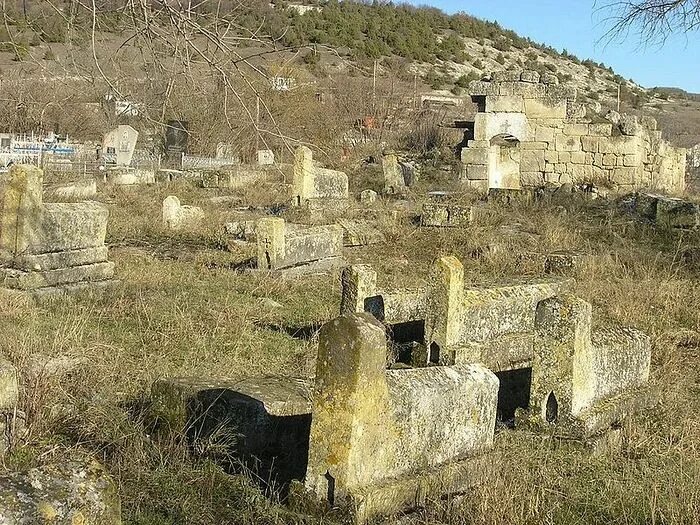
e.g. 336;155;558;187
421;203;474;227
0;461;121;524
292;146;348;208
162;196;205;231
0;165;117;295
382;152;406;194
256;218;343;271
304;313;498;523
528;295;653;437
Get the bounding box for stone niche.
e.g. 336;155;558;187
460;70;687;195
0;165;117;297
255;217;344;275
291;146;349;209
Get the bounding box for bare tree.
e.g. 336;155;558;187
600;0;700;44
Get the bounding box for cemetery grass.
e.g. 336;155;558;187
0;183;698;524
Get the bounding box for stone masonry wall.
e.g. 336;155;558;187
461;70;687;194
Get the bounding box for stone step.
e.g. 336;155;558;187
12;247;108;271
0;262;115;290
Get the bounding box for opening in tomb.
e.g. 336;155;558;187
296;196;301;206
495;368;532;428
264;252;272;270
545;391;558;423
324;471;336;506
472;95;486;113
387;320;426;366
488;134;521;190
363;295;386;322
428;342;441;365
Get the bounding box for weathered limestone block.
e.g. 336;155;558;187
492;70;522;82
528;295;653;436
485;96;525;113
162;196;205;231
589;123;613;136
46;179;97;200
382;152;406;194
541;73;559;85
524;98;566;119
0;359;18;411
464;164;488;181
656;197;700;229
563;123;588;136
0;165;116;295
292;146;349;208
340;264;426;324
461;147;490;165
256;217;343;271
0;358;18;455
421;203;474;227
359;189;377;204
151;376;311;486
0;461;121;524
555;134;581;152
457;279;574;347
304;313;498;523
424;256;465;365
598;135;640;156
520;70;540;83
521;150;545;172
340;265;378;315
544;250;594;274
619;115;640;136
473;112;529;142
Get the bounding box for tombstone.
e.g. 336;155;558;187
359;189;377;204
257;149;274;165
101;125;138;166
164;120;189;169
162;196;205;231
382;151;406;194
0;165;117;297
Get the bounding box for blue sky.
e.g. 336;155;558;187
417;0;700;92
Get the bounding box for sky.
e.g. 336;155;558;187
417;0;700;92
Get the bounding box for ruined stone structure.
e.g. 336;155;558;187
149;256;654;524
304;314;497;523
0;165;117;296
291;146;348;209
255;217;343;274
162;196;205;231
461;71;686;194
341;257;653;439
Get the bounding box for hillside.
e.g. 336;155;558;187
1;0;699;150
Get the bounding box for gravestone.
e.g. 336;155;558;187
101;125;138;166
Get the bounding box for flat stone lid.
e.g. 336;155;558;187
165;375;312;417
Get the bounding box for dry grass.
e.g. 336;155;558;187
0;179;699;524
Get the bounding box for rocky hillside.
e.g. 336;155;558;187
1;0;699;149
